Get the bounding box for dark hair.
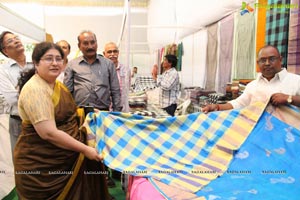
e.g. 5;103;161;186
0;31;13;57
18;68;36;92
257;45;281;58
18;42;64;92
77;30;97;44
165;54;178;68
32;42;64;65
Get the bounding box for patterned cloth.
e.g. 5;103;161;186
194;104;300;199
232;11;256;79
82;101;267;193
265;0;290;68
287;0;300;74
217;14;234;94
157;67;180;109
132;76;157;92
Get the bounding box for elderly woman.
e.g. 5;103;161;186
14;42;109;199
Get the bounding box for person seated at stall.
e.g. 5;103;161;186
14;42;109;200
202;45;300;113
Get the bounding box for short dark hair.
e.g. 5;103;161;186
0;31;13;57
77;30;97;44
257;45;281;58
164;54;178;68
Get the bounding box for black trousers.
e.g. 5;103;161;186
163;103;177;116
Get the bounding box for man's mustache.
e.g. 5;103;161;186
86;49;95;52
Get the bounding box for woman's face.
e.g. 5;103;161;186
35;48;63;83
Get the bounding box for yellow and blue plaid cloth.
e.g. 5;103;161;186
82;101;267;193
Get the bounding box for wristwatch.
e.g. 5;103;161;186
287;95;293;104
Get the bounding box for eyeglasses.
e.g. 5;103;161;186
40;56;63;64
106;49;119;54
258;56;279;65
3;36;20;47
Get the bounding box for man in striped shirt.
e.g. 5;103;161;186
152;54;180;116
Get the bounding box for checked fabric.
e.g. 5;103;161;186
265;0;290;68
82;101;267;193
132;75;157;92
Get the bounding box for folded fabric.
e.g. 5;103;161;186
82;101;267;193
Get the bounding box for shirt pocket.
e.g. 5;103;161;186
74;71;92;82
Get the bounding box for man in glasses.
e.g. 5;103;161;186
202;45;300;113
103;42;131;112
0;31;33;154
64;30;122;112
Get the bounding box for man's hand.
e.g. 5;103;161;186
270;93;289;106
201;104;218;113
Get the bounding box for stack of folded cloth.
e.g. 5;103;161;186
187;87;215;104
129;110;156;118
128;91;148;111
132;76;157;92
208;93;227;104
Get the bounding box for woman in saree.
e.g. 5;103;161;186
14;42;109;200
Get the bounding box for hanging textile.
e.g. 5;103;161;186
191;29;208;89
232;12;256;79
82;101;267;193
217;14;234;94
255;0;268;72
176;42;183;71
265;0;290;68
205;22;218;91
287;0;300;74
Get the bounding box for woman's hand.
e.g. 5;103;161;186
83;146;103;162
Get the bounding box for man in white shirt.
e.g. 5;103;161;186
202;45;300;112
0;31;33;153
